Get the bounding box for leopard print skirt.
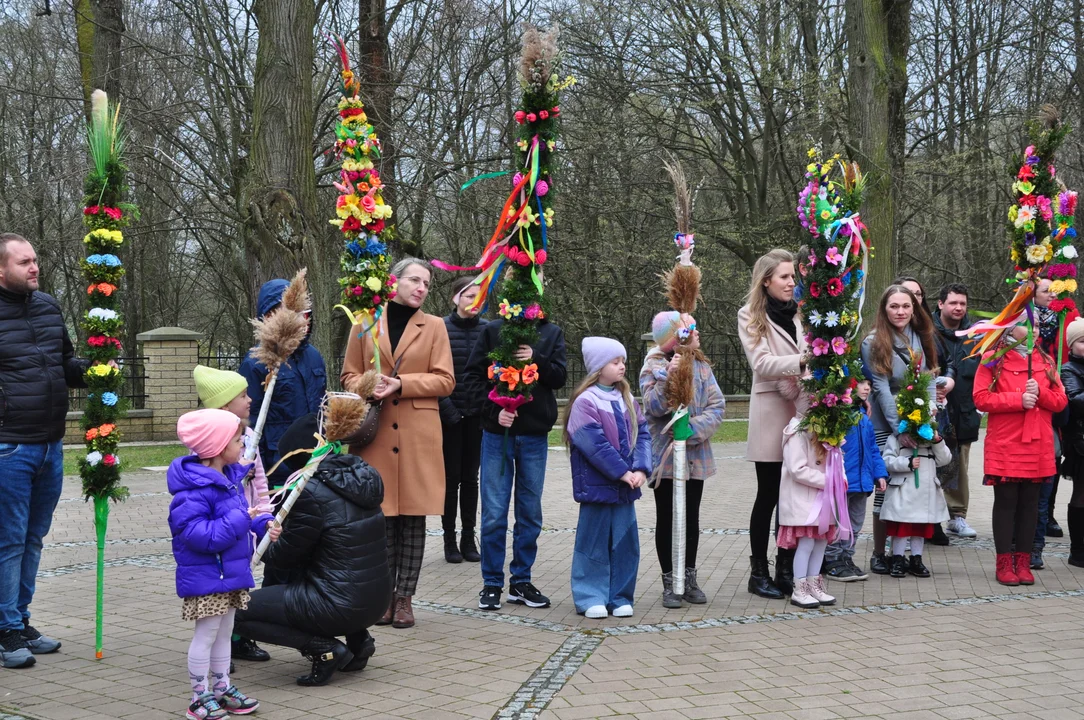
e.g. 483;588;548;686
181;589;250;621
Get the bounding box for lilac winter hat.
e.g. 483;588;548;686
582;337;627;377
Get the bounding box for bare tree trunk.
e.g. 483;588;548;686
243;0;332;355
359;0;407;255
74;0;125;120
845;0;912;318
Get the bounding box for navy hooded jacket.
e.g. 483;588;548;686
238;279;327;479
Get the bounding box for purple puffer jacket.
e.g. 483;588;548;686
566;385;652;504
167;456;274;599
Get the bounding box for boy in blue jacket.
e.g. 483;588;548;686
824;376;888;581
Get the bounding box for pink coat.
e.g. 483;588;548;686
241;426;273;514
738;304;806;462
778;419;826;527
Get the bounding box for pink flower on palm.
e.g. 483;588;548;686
812;338;830;356
832;337;847;355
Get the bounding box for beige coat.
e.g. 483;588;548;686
341;307;455;517
737;304;806;462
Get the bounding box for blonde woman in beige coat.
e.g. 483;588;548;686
737;248;807;599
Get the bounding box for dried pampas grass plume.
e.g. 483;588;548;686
664;350;695;409
664;264;701;315
662;153;692;235
322;392;370;443
249;311;307;375
1037;103;1061;130
343;369;379;399
519;24;561;90
281;268;311;315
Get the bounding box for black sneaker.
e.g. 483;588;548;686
478;585;502;611
231;637;270;662
846;559;870;581
870;553;890;575
0;628;35;669
825;563;861;582
21;624;61;654
508;582;550;608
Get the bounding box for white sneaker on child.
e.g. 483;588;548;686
612;605;633;618
807;575;836;605
584;605;608;619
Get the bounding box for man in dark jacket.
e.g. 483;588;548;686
439;277;489;563
0;234;91;669
466;307;567;612
234;414;391;687
934;283;981;538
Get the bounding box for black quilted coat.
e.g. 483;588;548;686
0;285;88;443
262;453;391;637
439;312;489;424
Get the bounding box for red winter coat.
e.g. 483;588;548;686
974;349;1067;478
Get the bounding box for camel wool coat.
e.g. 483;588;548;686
341;307;455;517
738;304;806;462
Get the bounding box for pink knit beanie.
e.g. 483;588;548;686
177;408;241;459
651;311;694;353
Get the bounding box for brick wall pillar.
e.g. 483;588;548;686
137;326;203;441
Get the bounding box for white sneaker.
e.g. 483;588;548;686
584;605;608;619
947;517;978;538
807;575;836;605
612;604;633;618
789;578;820;609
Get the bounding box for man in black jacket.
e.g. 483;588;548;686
0;234;92;669
934;283;981;538
467;307;567;612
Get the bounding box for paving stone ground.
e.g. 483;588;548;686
4;432;1084;720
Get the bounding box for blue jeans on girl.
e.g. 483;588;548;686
571;502;639;613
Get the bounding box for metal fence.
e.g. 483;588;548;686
68;355;149;410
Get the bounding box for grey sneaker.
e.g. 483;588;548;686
1030;550;1044;570
825;563;862;582
21;624;61;654
683;567;707;604
0;628;35;668
661;572;683;608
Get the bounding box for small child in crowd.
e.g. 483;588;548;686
169;409;279;719
563;337;651;619
824;376;889;582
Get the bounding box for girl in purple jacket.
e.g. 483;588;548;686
170;409;278;720
562;338;652;619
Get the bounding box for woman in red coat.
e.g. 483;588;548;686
974;323;1067;586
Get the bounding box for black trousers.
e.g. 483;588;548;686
442;415;482;534
234;584;372;654
750;462;782;561
653;478;705;573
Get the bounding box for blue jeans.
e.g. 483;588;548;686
0;441;64;631
1035;477;1055;552
571;502;639;613
479;431;547;588
824;493;870;567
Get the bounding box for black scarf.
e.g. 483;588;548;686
387;301;418;353
766;295;798;343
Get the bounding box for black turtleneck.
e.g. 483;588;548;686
387;301;419;353
766;295;798;343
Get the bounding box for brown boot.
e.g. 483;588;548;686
392;595;415;629
375;595;395;626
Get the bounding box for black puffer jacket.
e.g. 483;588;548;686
439;312;489;424
263;453;391;637
1060;355;1084;478
933;311;981;444
0;285;88;443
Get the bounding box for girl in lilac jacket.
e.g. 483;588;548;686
169;409;277;720
562;338;652;619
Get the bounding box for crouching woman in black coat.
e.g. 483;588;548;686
234;414;392;687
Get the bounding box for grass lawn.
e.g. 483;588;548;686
548;420;748;447
63;443;187;475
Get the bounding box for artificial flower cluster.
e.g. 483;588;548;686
794;149;869;446
895;352;937;443
487;361;539;392
1048;190;1079;313
331;38;397;332
79;89;131;503
497;299;545;321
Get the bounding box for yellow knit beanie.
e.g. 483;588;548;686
193;365;248;409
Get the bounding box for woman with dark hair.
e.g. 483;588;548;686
439;277;488;563
860;285;940;574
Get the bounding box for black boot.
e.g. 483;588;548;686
908;554;931;578
889;554;908;578
774;549;795;596
460;531;481;562
297;638;353;687
747;556;784;599
231;636;271;662
444;531;463;563
930;524;950;546
341;631;376;672
1068;506;1084;567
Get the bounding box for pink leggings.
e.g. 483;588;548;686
188;610;235;701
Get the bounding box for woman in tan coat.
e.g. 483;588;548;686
341;258;454;629
737;248;806;599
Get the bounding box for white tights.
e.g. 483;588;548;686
792;537;828;578
891;536;925;556
188;610;235;701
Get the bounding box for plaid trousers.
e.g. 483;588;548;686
386;515;426;597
